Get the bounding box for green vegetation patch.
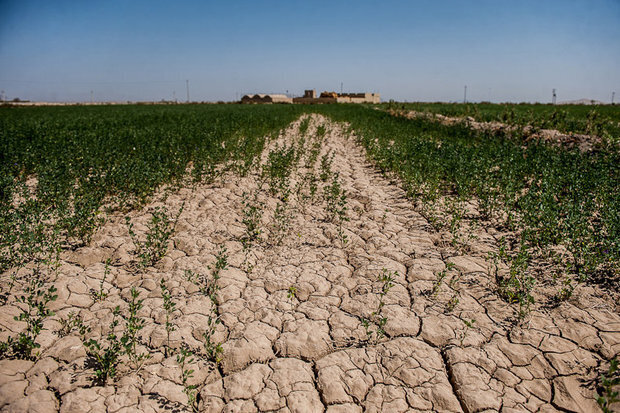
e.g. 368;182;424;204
0;104;304;271
315;104;619;291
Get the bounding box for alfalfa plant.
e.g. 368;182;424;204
91;258;111;302
497;242;535;320
176;346;199;412
206;246;228;306
597;357;620;413
304;141;322;170
82;306;124;385
319;151;334;182
0;275;57;360
554;277;575;302
298;117;310;137
202;248;226;364
447;197;465;248
287;285;298;301
431;262;455;298
296;172;319;208
446;292;460;313
263;144;296;198
160;279;176;357
57;311;85;338
126;203;184;267
83;288;150;383
270;201;292;246
324;174;349;246
184;269;199;284
121;287;150;368
361;269;396;343
459;317;476;346
202;315;223;364
241;192;264;250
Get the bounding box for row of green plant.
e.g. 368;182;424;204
239;117;350;254
382;101;620;141
315;104;618;313
1;196;224;412
0;104;306;275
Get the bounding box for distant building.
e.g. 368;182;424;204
336;92;381;103
241;94;292;104
293;89;380;104
242;89;380;104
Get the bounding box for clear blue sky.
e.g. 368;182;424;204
1;0;618;103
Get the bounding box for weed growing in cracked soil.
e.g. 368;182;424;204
56;311;85;338
160;279;176;357
82;306;124;385
122;287;150;368
207;246;228;305
241;192;264;250
176;346;199;412
597;357;620;412
323;173;350;246
459;317;476;346
81;287;149;383
262;143;297;198
202;315;223;364
126;204;184;267
91;258;111;302
362;268;395;343
0;274;57;360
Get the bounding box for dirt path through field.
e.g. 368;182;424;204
0;114;618;412
392;109;602;151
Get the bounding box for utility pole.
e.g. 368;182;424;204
186;80;190;103
463;85;467;103
612;91;615;105
552;89;556;105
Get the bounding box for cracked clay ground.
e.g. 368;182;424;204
1;114;619;412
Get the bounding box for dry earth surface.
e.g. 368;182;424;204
1;114;619;412
392;110;603;152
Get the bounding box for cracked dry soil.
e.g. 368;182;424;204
1;114;618;412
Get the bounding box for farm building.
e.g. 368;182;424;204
242;89;380;104
241;94;293;104
293;89;380;104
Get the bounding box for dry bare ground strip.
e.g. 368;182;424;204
392;109;603;152
0;114;618;412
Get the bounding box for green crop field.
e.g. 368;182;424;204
381;101;620;138
0;104;305;271
2;103;618;285
319;104;619;295
1;102;619;410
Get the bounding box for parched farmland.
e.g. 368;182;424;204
0;103;618;412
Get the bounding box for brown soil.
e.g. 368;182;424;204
0;115;618;412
